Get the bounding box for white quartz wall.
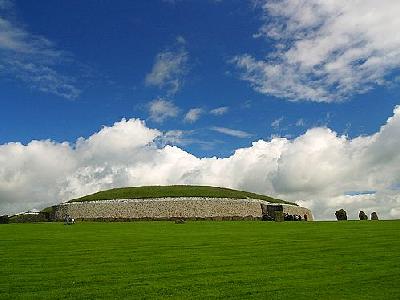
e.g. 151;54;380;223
282;204;314;221
53;198;263;220
52;197;313;221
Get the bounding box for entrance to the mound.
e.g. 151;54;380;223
261;204;305;221
261;204;283;221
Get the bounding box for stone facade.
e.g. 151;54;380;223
281;204;313;221
52;197;313;221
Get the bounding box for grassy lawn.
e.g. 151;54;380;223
0;221;399;299
68;185;293;205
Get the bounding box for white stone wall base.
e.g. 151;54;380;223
52;197;313;221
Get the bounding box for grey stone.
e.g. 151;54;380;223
359;211;368;220
371;212;379;220
274;211;284;222
335;209;347;221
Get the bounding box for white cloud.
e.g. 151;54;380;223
176;35;186;45
145;40;189;94
210;106;229;116
296;118;305;127
210;126;252;138
0;3;81;99
184;108;203;123
155;129;210;149
234;0;400;102
241;100;252;109
148;98;179;123
6;61;81;99
271;117;283;129
1;106;400;220
157;130;187;146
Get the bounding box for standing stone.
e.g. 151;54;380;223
274;211;284;222
335;209;347;221
0;215;9;224
371;212;379;220
359;211;368;220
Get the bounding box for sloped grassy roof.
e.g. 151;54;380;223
68;185;296;205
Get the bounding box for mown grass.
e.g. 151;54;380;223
0;221;399;299
68;185;294;205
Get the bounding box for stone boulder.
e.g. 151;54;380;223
359;211;368;220
335;209;347;221
284;214;293;221
0;215;9;224
274;211;284;222
262;214;274;221
371;212;379;220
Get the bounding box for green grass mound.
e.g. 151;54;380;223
69;185;295;205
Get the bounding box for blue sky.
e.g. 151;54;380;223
1;0;400;219
2;0;399;157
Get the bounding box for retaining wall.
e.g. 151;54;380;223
282;204;313;221
52;197;313;221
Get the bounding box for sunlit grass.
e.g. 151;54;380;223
0;220;399;299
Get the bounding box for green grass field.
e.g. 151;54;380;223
68;185;294;205
1;221;399;299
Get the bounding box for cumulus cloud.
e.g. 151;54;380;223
145;38;189;94
0;1;81;99
148;98;180;123
210;126;252;138
184;108;203;123
1;106;400;220
234;0;400;102
210;106;229;116
156;130;191;147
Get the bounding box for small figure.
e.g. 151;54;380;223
64;215;75;225
284;214;293;221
